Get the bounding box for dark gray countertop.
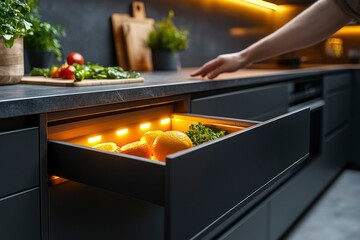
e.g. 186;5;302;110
0;66;356;119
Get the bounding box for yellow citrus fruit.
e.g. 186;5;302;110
141;130;164;150
152;130;193;162
120;140;152;158
92;142;119;152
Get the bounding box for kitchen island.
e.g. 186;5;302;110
0;65;358;240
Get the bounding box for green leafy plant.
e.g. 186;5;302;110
185;122;226;146
147;10;189;52
0;0;32;48
24;0;65;61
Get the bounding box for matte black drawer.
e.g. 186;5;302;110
48;107;309;240
191;84;288;121
0;128;39;198
218;202;268;240
323;73;351;93
0;188;41;240
324;89;351;134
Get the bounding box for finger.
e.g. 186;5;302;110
190;58;223;77
207;64;227;79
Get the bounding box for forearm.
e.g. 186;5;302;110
243;0;351;64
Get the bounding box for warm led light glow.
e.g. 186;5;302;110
116;128;129;136
140;122;151;130
160;118;171;125
334;26;360;35
244;0;278;10
88;135;102;144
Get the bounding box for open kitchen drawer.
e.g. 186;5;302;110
48;104;309;240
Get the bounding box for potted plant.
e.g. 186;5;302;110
0;0;32;85
25;0;65;69
147;10;189;71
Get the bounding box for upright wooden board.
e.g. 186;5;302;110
111;2;154;71
122;19;154;71
21;76;144;87
111;14;132;70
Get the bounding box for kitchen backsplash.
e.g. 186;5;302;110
25;0;359;72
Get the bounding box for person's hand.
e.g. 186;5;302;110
190;51;251;79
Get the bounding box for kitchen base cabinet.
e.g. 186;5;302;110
47;102;309;240
0;188;41;240
217;202;269;240
0;127;39;198
269;156;325;240
49;181;164;240
191;84;288;121
323;125;350;185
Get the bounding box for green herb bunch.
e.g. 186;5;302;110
25;0;65;61
147;10;189;52
185;122;226;146
72;63;141;81
0;0;32;48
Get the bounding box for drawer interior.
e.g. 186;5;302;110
48;105;255;162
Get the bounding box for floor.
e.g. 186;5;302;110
283;170;360;240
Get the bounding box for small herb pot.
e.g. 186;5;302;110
27;50;54;69
151;50;180;71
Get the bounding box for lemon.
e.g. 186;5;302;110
141;130;164;150
92;142;119;152
152;131;193;162
120;141;152;158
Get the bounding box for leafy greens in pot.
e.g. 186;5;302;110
0;0;32;48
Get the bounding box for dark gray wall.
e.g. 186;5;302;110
26;0;274;71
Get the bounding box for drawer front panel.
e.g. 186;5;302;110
218;203;268;240
0;128;39;198
0;188;41;240
191;84;288;121
324;89;351;134
48;109;309;240
323;125;350;184
269;156;325;240
48;141;165;206
167;109;309;240
323;73;351;93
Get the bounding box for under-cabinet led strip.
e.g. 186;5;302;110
244;0;279;10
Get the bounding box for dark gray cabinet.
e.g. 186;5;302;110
0;125;41;240
351;71;360;167
218;203;269;240
0;188;41;240
323;73;351;180
47;102;308;240
191;73;354;240
191;84;288;121
0;128;39;198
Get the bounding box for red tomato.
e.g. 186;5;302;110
61;65;76;79
66;52;84;65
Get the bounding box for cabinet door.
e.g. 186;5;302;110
218;203;268;240
0;188;41;240
191;84;288;121
0;128;39;198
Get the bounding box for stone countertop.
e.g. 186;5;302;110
0;65;356;119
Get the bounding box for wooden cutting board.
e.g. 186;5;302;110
111;2;154;71
21;76;144;87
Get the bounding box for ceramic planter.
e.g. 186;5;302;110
151;50;180;71
27;50;54;69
